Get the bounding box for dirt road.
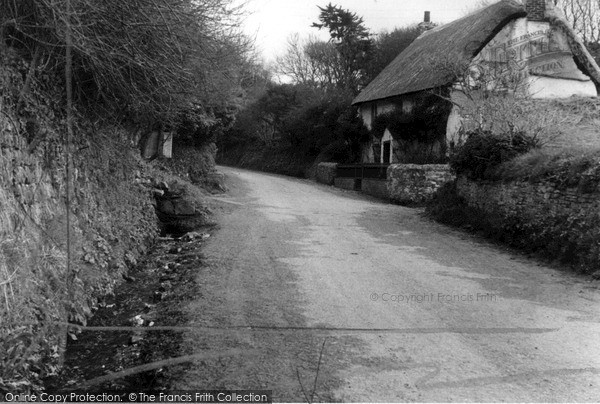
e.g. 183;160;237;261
174;166;600;402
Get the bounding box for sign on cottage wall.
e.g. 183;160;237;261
473;19;591;82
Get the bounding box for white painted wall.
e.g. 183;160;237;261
361;140;374;163
381;129;394;164
445;104;463;150
528;75;597;98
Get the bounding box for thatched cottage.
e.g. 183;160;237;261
353;0;600;164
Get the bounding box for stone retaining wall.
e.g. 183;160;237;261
456;176;600;216
315;162;338;185
387;164;455;204
455;175;600;273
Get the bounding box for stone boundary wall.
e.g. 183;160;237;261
387;164;455;205
455;175;600;272
316;162;454;204
315;162;338;185
456;176;600;216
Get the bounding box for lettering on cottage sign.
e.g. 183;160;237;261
475;24;588;81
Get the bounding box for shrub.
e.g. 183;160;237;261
425;181;470;227
220;83;370;172
450;130;538;180
496;147;600;189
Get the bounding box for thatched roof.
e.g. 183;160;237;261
353;0;600;105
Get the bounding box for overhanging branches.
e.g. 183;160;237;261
0;0;251;123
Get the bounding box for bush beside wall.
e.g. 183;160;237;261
217;141;314;178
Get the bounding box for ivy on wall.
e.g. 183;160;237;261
370;94;452;143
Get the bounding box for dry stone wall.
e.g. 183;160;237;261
387;164;455;204
455;175;600;272
315;162;338;185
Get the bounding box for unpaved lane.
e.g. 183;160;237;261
175;166;600;402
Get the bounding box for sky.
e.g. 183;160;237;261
240;0;492;62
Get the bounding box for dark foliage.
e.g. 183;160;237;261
367;26;422;81
450;130;538;180
370;94;452;144
218;83;370;176
281;90;369;160
312;3;374;92
221;83;368;163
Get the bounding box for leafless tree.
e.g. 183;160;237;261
428;56;575;147
556;0;600;44
275;34;342;89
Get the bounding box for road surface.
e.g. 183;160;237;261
174;166;600;402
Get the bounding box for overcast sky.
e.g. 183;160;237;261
241;0;492;62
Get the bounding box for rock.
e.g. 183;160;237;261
123;274;136;282
153;189;165;197
129;334;144;345
173;200;195;216
181;231;204;241
131;314;144;326
155;185;208;235
159;281;172;291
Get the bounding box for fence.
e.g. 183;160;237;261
336;164;389;180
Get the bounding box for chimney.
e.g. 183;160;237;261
418;11;435;33
424;11;431;23
525;0;547;21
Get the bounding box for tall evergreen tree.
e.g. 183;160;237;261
312;3;373;93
